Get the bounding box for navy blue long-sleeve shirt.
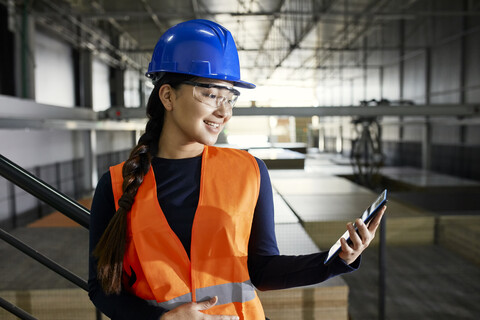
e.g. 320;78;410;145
88;155;358;319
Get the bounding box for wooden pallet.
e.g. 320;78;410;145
258;281;348;320
258;223;350;320
304;214;436;250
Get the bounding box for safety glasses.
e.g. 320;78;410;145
182;80;241;109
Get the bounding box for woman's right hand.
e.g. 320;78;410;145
160;296;239;320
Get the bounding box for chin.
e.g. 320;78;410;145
204;140;218;146
202;135;219;146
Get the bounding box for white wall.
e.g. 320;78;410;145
34;31;75;107
0;129;135;170
0;129;82;168
92;57;111;111
124;69;140;108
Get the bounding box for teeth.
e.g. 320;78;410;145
204;121;220;128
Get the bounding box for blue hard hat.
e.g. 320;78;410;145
146;19;255;89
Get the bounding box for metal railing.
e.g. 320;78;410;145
0;154;90;228
0;154;94;320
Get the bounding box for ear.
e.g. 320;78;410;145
158;84;175;111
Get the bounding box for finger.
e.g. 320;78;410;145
356;219;372;245
367;206;387;232
196;296;218;311
209;316;240;320
347;221;363;249
203;304;240;320
340;237;353;254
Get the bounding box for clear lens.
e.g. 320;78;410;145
192;85;239;108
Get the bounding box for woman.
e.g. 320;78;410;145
88;19;385;320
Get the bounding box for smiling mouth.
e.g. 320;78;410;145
204;120;220;129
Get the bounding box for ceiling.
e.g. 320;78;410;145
7;0;479;91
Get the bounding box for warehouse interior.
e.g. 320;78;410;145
1;0;480;319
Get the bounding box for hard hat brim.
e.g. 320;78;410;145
232;79;256;89
146;71;256;89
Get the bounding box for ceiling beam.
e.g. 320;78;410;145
140;0;167;32
33;10;480;20
232;105;480;117
99;104;480;120
257;0;340;82
38;0;142;69
125;45;426;53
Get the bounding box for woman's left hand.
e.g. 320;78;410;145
338;205;387;265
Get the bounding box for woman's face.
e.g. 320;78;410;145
161;77;236;149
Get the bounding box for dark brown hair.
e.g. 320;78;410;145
93;73;194;295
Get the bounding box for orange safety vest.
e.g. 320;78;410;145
110;146;266;319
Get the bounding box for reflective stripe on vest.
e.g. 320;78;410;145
146;280;256;310
110;146;265;319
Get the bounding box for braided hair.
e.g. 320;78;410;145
93;72;194;295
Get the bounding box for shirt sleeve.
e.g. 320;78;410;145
247;158;360;291
88;172;166;320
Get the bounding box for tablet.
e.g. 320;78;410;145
324;189;387;265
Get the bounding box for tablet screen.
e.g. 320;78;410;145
324;189;387;264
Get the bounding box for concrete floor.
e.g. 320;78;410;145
343;244;480;320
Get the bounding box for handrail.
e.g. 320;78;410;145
0;297;37;320
0;154;90;229
0;154;93;319
0;228;88;290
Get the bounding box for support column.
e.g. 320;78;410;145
82;130;98;192
422;120;432;171
459;0;468;144
425;48;431;105
422;48;432;171
422;0;433;171
398;19;405;141
336;125;343;154
109;33;125;108
79;49;97;192
74;23;97;193
76;48;93;108
14;0;35;99
110;66;125;107
0;3;15;95
379;66;384;100
139;71;146;108
363;37;368;101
